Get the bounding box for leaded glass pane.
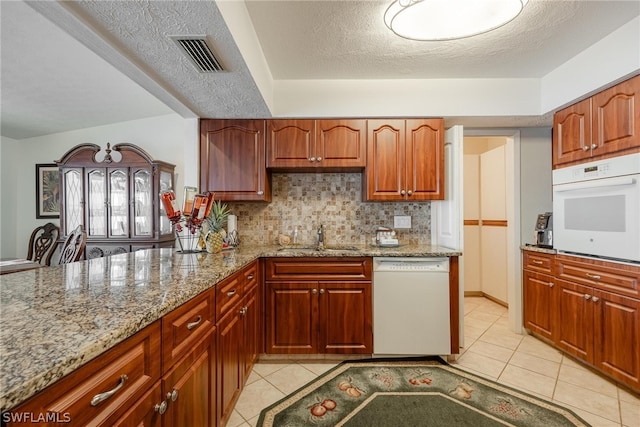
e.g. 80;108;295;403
134;169;152;236
64;170;82;233
109;169;128;237
87;170;106;236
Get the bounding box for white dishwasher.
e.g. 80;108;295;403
373;257;451;356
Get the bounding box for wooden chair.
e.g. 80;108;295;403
58;225;87;264
27;222;59;266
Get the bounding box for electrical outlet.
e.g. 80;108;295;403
394;215;412;229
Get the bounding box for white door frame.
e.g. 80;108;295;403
464;129;522;334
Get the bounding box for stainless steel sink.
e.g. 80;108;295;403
277;246;360;253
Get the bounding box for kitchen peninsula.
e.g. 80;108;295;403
0;244;460;424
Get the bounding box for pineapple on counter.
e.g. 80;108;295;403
204;200;230;253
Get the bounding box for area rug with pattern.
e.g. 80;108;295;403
257;358;590;426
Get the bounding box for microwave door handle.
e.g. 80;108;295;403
554;177;636;192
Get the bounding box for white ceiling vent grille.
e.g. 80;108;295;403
172;37;224;73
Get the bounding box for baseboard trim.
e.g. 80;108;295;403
464;291;508;308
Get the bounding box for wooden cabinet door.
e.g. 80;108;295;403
555;279;593;362
265;282;319;353
266;119;316;168
405;119;445;200
318;281;372;353
553;98;592;167
217;303;243;427
365;119;405;200
112;382;163;427
592;289;640;390
163;329;215;427
523;271;556;341
315;119;366;168
200;119;270;201
242;283;260;380
592;74;640;157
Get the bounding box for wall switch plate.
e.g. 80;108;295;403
394;215;412;229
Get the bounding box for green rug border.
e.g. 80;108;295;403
256;356;592;427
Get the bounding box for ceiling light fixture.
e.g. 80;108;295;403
384;0;529;41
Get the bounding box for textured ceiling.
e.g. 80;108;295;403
1;0;639;140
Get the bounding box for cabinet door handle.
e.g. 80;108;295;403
316;157;322;162
548;282;554;288
240;306;247;316
319;288;325;294
309;157;316;162
257;190;264;195
187;315;202;330
167;389;178;402
247;274;254;280
586;273;601;280
312;288;318;294
407;190;413;196
227;289;237;297
91;374;128;406
400;190;406;195
532;260;543;265
584;294;591;300
592;296;600;303
591;143;598;149
154;400;167;415
582;146;590;151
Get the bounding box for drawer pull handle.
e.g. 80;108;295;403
584;294;591;300
586;273;601;280
154;400;167;415
187;315;202;330
532;260;543;265
167;389;179;402
91;374;128;406
247;274;254;280
320;289;325;294
548;282;554;288
227;289;237;297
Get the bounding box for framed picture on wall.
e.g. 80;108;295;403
36;163;60;219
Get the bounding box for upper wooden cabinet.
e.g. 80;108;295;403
364;118;445;201
266;119;366;170
56;143;176;259
553;74;640;168
200;119;271;202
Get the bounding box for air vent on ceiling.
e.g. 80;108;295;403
172;37;224;73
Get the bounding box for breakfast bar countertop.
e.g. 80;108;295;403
0;244;461;412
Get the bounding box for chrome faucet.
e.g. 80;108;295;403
317;224;324;249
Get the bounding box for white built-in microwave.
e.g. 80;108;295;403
552;153;640;263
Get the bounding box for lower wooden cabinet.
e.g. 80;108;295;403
163;329;216;427
112;381;163;427
265;257;373;355
522;270;555;341
217;301;244;426
523;249;640;393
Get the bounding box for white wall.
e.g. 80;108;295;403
0;114;196;259
519;128;553;245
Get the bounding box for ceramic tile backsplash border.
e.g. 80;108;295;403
227;173;432;247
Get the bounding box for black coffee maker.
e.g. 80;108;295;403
534;212;553;248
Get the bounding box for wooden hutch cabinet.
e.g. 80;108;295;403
56;143;176;259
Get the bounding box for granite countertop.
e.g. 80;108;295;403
520;244;557;255
0;243;460;412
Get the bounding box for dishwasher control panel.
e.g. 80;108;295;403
373;257;449;272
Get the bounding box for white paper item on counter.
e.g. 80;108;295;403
227;214;237;233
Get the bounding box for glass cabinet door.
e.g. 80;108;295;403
87;169;106;237
63;168;83;234
159;170;173;235
109;169;129;237
133;168;152;237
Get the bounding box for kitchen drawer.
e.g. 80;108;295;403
9;321;161;427
265;257;372;281
216;269;244;319
162;289;215;370
523;251;555;274
555;254;640;298
243;261;259;294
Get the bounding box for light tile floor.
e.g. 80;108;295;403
228;297;640;427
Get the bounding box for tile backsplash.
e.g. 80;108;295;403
227;173;432;247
